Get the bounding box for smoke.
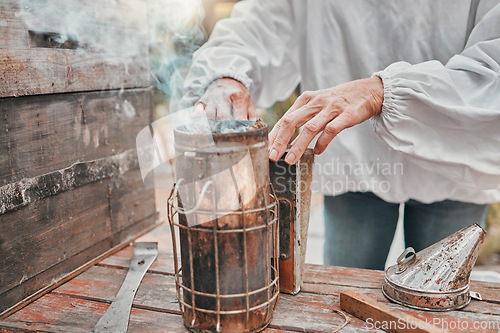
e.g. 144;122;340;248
15;0;249;210
16;0;206;109
17;0;148;58
148;0;206;113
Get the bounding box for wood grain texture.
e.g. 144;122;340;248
2;293;188;333
91;246;500;331
341;290;449;333
0;219;159;319
17;264;376;332
0;0;150;98
0;149;138;214
0;168;157;314
0;0;156;318
51;246;379;331
0;88;152;188
54;265;180;314
0;294;295;333
2;237;499;332
98;243;177;276
0;215;159;319
75;250;500;331
304;281;500;317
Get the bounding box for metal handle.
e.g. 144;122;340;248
168;178;214;215
395;247;416;274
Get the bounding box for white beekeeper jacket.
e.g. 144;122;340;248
181;0;500;204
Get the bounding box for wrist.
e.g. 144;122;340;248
369;76;384;116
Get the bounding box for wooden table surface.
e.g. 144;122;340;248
1;227;500;333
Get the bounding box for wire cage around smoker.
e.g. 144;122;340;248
167;178;279;333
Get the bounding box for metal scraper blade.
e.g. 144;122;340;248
92;242;158;333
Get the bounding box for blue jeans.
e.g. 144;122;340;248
323;192;488;270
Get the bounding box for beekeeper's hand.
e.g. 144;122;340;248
268;77;384;164
194;78;258;120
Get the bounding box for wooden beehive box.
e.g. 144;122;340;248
0;0;159;316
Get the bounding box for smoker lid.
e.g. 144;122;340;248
177;119;266;135
174;119;268;152
382;224;485;311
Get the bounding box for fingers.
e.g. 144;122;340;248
198;95;232;120
268;91;321;162
215;96;232;120
289;135;299;146
268;79;383;162
285;111;333;164
286;91;313;114
230;91;253;120
196;78;256;120
268;104;318;162
268;118;295;161
314;113;354;154
268;93;307;151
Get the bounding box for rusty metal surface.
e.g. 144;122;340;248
269;148;314;295
383;223;486;311
278;199;292;260
168;120;279;332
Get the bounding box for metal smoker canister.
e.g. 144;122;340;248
383;223;486;311
168;120;279;332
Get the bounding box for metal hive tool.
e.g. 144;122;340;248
383;223;486;311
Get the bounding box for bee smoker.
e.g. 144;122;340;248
167;120;279;332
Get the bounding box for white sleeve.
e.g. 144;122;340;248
372;2;500;190
180;0;300;109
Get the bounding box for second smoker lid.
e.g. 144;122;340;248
382;223;485;311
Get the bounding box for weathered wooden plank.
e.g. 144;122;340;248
1;180;106;295
0;149;138;214
470;280;500;303
0;0;150;97
303;264;384;289
0;293;187;333
4;247;500;332
53;265;180;314
0;167;157;314
0;294;295;333
304;280;500;315
97;252;500;316
0;216;159;319
0;214;159;318
0;88;152;188
109;170;157;232
0;213;159;318
98;241;177;276
53;264;377;332
341;290;448;333
303;282;500;331
99;249;177;276
0;169;152;294
270;292;379;332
